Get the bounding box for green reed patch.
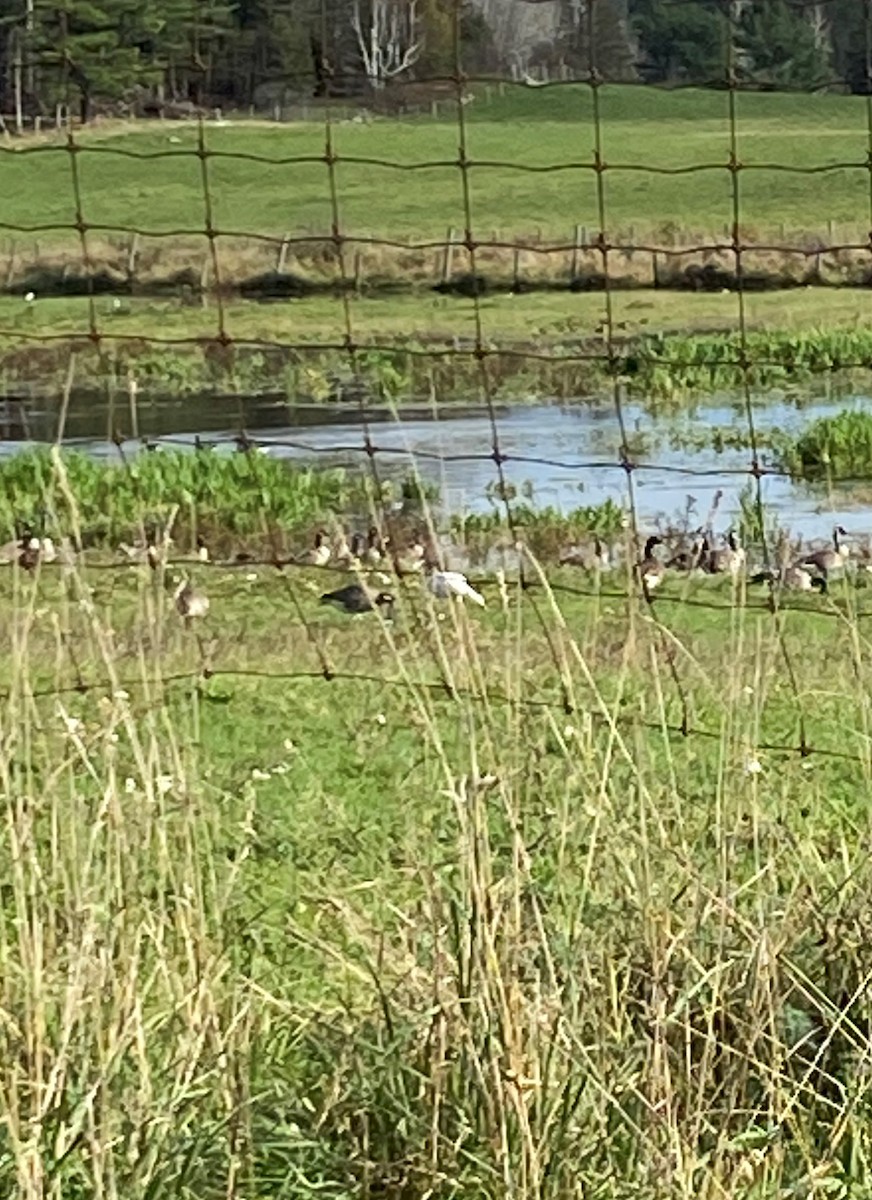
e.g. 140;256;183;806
626;327;872;398
0;447;360;543
776;407;872;480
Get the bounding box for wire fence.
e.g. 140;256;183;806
2;0;872;769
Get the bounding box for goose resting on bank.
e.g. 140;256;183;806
797;525;849;577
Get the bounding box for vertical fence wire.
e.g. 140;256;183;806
726;0;809;756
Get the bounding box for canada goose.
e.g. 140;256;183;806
196;534;210;563
17;535;43;572
636;535;665;592
366;526;387;565
707;530;746;577
396;533;426;574
751;565;827;593
320;583;395;615
173;577;210;622
427;568;486;607
300;532;331;568
798;525;850;576
560;535;611;571
667;531;706;572
334;532;364;570
332;531;352;564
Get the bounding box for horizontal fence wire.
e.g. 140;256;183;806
1;0;872;776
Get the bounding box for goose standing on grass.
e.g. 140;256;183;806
335;532;364;570
300;531;331;568
427;567;486;607
320;583;395;615
636;535;665;593
332;531;352;566
798;525;850;578
366;526;387;566
707;530;746;578
174;577;210;623
196;534;210;563
396;531;427;574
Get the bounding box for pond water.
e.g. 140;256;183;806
3;389;872;542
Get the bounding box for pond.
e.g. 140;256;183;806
2;389;871;542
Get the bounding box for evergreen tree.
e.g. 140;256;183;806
738;0;831;90
29;0;160;120
631;0;728;84
829;0;867;93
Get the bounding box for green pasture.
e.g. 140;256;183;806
1;86;870;243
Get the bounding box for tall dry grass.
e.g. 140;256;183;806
1;451;872;1197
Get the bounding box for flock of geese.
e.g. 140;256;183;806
0;519;859;626
634;524;852;595
0;522;487;624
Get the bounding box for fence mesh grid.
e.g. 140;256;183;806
1;0;872;768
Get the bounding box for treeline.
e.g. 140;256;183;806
0;0;867;126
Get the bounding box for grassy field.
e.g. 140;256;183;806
2;85;872;308
1;85;871;403
3;87;871;242
4;455;872;1195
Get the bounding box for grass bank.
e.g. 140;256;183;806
2;289;872;410
0;448;631;560
3;465;872;1195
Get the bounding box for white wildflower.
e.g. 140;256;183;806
283;738;297;753
251;768;271;782
374;713;386;726
113;689;130;702
156;774;174;795
744;756;763;776
124;777;137;794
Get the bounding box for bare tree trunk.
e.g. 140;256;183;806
11;29;23;135
24;0;34;97
350;0;421;88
